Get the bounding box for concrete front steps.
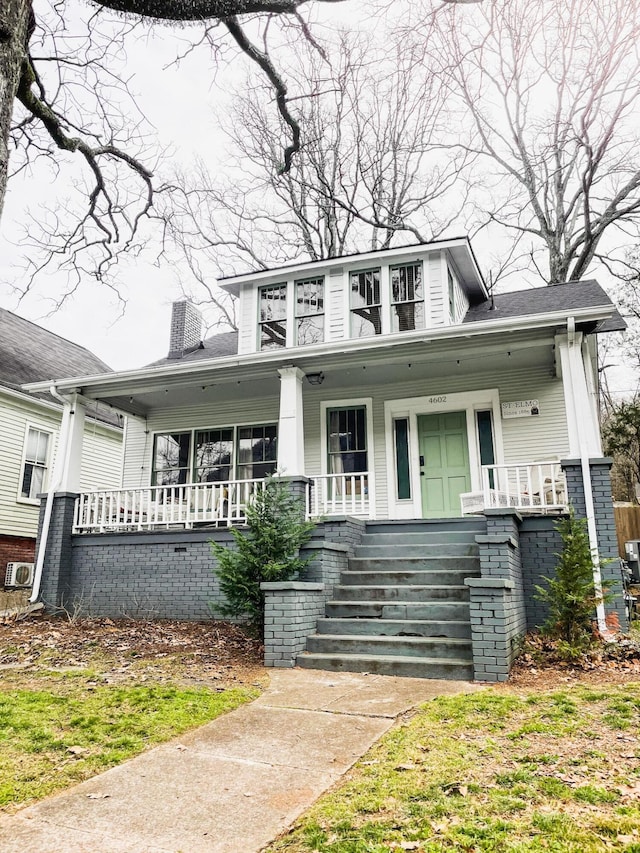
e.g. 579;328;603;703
297;519;486;680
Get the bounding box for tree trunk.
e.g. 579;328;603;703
0;0;31;223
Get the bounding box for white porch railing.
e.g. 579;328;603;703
306;472;370;519
73;479;265;533
460;461;568;515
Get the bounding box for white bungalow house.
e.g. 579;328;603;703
24;238;626;680
0;308;123;596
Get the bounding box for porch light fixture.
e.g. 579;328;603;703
306;371;325;386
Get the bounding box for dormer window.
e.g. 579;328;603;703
391;263;424;332
351;269;381;338
259;284;287;350
296;277;324;345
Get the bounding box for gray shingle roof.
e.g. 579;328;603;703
0;308;120;425
464;278;618;324
144;280;621;372
147;331;239;367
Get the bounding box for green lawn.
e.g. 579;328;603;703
0;668;258;813
267;683;640;853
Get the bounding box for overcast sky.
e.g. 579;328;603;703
0;0;637;397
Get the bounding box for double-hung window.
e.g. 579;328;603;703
391;263;424;332
20;427;51;500
350;269;381;338
295;277;324;345
259;284;287;350
237;425;277;480
327;407;368;476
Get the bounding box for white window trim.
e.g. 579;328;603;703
384;389;504;519
16;422;55;506
320;398;375;515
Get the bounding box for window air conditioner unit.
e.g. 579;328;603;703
5;562;35;588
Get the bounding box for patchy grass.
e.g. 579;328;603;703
267;684;640;853
0;616;264;813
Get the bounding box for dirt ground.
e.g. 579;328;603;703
1;611;639;692
0;612;266;689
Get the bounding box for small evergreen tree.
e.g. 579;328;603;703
535;509;612;656
210;479;315;637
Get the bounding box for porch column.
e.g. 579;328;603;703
55;393;86;492
277;367;305;477
555;331;602;458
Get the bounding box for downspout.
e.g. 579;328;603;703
566;318;607;633
29;386;72;604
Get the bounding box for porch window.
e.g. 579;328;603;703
393;418;411;499
237;425;277;479
476;410;495;487
259;283;287;350
152;432;191;486
391;263;424;332
296;277;324;345
20;427;51;499
194;429;234;483
350;269;381;338
327;407;368;475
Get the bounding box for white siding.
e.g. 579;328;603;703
79;425;123;491
0;390;122;538
454;275;468;324
327;267;346;341
238;287;257;355
428;253;444;326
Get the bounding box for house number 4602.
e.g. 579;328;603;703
428;396;447;404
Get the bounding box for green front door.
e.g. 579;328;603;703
418;412;471;518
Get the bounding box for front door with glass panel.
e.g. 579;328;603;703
418;412;471;518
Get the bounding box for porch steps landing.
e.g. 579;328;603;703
297;519;486;680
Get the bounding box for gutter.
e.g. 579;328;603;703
566;317;607;633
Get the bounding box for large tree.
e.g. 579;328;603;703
161;30;474;327
427;0;640;285
0;0;347;258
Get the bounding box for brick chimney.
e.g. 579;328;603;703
168;301;203;359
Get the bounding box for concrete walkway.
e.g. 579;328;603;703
0;669;478;853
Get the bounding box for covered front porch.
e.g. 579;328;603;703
28;321;594;536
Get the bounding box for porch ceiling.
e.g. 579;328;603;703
85;328;557;416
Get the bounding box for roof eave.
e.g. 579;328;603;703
23;303;613;411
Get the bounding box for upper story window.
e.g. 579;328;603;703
448;268;455;320
259;284;287;350
296;277;324;345
391;263;424;332
350;269;381;338
20;427;51;500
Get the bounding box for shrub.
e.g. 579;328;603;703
210;478;315;637
535;509;612;656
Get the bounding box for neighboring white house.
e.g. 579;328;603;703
0;308;123;585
